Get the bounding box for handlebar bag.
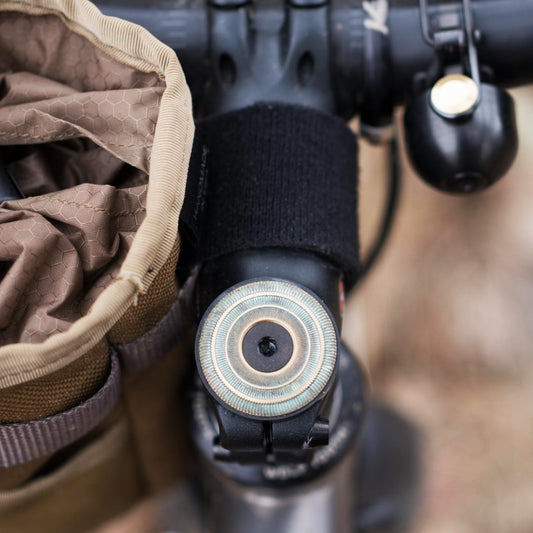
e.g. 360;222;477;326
0;1;194;531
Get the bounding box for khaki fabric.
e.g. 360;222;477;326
0;1;195;530
0;341;108;423
0;0;194;387
0;418;146;533
0;186;147;345
122;331;195;493
109;241;180;344
0;456;50;491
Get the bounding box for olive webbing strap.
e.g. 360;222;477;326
113;273;195;373
0;351;121;468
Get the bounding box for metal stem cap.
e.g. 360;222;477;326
196;279;338;419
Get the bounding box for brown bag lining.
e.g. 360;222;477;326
0;183;147;345
0;12;165;169
3;139;148;197
0;9;170;346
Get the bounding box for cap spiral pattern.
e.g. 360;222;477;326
196;279;338;418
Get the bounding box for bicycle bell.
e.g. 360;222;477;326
403;0;518;194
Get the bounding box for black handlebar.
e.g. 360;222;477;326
96;0;533;119
384;0;533;101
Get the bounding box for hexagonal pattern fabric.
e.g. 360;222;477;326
0;9;170;345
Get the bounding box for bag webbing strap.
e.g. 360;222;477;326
180;103;360;289
113;274;195;373
0;351;121;468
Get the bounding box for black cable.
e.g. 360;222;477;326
356;132;401;285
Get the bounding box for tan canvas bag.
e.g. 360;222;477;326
0;1;194;531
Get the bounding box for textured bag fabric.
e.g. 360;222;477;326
0;1;194;531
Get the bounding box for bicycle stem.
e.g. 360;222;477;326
182;103;366;531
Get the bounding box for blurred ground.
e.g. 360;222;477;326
95;88;533;532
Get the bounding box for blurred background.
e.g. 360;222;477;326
345;87;533;533
96;88;533;533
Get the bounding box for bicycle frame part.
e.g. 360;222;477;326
201;448;358;533
179;102;368;528
190;342;365;533
96;0;533;122
95;0;527;190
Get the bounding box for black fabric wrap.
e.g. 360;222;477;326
180;103;360;288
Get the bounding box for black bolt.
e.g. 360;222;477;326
242;321;293;373
258;337;278;357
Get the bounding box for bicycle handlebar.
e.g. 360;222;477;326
96;0;533;119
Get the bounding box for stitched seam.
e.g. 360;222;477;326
15;197;146;217
0;131;154;149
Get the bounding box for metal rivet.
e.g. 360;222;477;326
430;74;480;118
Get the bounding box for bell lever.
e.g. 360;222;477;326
460;0;480;88
419;0;480;81
419;0;481;118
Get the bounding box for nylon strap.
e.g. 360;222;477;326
113;274;195;373
0;350;121;468
180;103;360;288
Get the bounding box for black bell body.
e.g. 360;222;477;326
404;83;518;194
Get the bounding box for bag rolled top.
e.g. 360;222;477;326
0;0;194;388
